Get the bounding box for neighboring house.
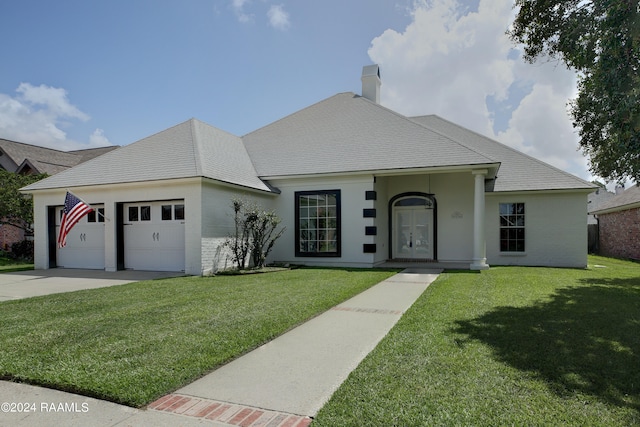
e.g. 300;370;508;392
0;138;117;175
0;139;117;251
587;187;616;225
22;65;596;274
589;184;640;260
587;186;616;253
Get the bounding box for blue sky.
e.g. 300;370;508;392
1;0;606;185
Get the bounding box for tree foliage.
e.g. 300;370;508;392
509;0;640;182
0;170;47;232
225;198;285;270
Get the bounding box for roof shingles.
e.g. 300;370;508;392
0;138;117;175
22;92;595;194
410;115;595;192
590;185;640;214
22;119;272;192
242;93;497;177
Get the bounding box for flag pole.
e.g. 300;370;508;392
65;189;111;222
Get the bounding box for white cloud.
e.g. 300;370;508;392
16;83;90;121
0;83;111;150
267;4;290;31
231;0;253;23
368;0;593;181
89;128;110;147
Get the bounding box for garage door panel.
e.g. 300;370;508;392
123;201;185;272
56;205;105;269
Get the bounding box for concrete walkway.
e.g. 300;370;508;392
0;268;440;426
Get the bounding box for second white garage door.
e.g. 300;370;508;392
123;201;185;272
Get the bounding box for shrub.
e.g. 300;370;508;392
224;198;285;269
11;240;34;261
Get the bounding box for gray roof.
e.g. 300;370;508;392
409;115;596;192
23;93;595;195
22;119;272;192
69;146;120;163
243;93;498;177
0;138;117;175
589;185;640;214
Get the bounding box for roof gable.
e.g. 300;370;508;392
242;93;498;177
0;138;117;175
410;115;596;192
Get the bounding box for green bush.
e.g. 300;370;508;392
11;240;34;261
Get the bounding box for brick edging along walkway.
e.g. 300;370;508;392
149;393;312;427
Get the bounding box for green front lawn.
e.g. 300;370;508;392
314;256;640;426
0;267;397;407
0;255;33;272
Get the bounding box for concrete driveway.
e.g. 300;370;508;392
0;269;183;302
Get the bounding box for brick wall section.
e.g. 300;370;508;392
0;223;25;252
201;237;238;274
598;207;640;260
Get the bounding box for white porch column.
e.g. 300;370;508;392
471;170;490;270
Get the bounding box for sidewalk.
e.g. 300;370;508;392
0;268;440;426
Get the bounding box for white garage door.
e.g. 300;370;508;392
123;201;185;272
56;205;105;269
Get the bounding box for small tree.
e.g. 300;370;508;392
0;170;48;234
250;210;286;268
224;198;285;270
226;198;252;269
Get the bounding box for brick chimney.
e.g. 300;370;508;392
361;64;381;103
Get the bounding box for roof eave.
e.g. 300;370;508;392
260;163;501;181
488;187;597;195
591;201;640;215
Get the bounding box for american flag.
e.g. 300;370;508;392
58;191;94;248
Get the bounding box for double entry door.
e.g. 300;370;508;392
393;201;434;259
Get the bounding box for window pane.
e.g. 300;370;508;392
98;208;105;223
395;197;429;207
87;210;96;223
141;206;151;221
162;205;172;220
128;206;138;221
296;190;340;256
175;204;185;220
499;203;525;252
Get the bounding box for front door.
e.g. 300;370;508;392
393;197;434;259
